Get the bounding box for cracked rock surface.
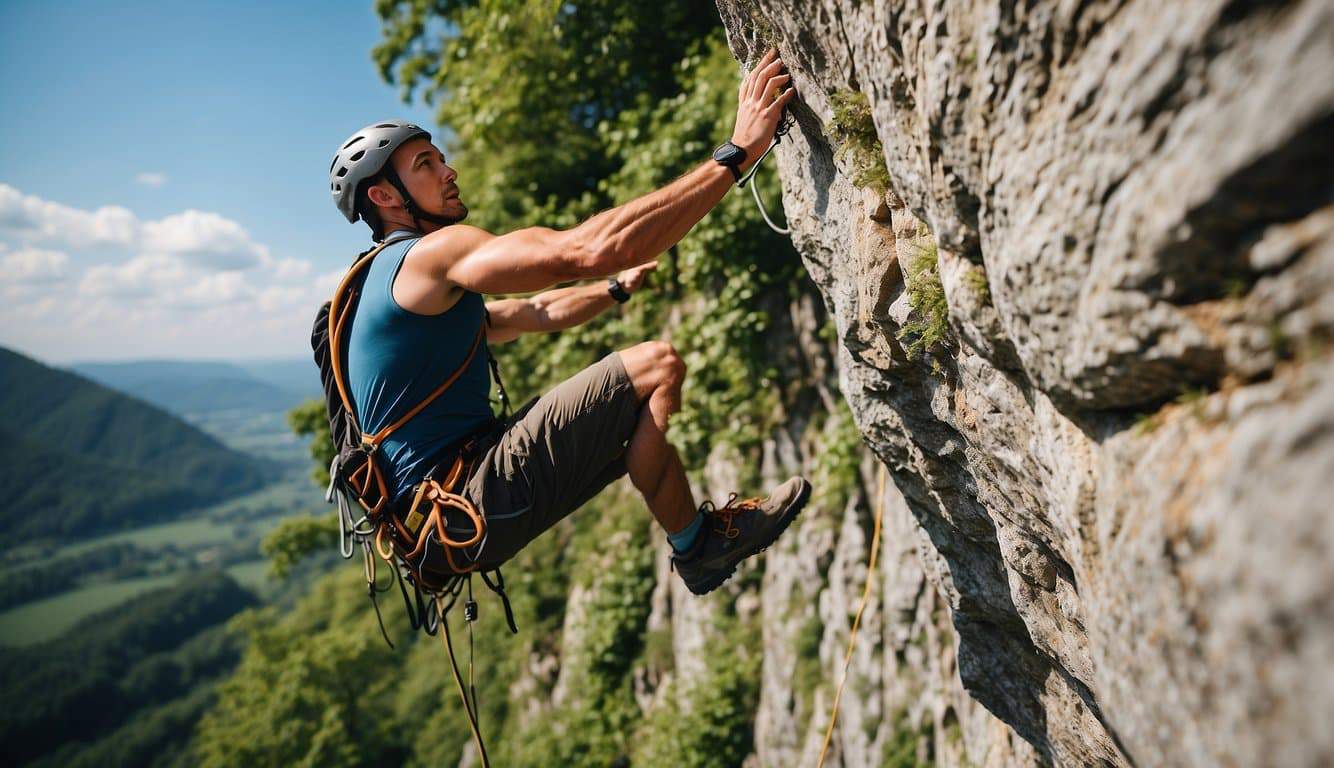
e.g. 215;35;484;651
713;1;1334;765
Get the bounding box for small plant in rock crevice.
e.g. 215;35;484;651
897;241;953;369
827;90;891;196
964;264;991;307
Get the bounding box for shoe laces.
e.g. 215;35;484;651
700;492;765;539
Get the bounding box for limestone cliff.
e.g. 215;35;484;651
705;1;1334;766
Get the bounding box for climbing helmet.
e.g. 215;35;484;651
329;120;431;223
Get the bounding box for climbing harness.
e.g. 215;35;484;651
312;234;522;768
738;105;795;236
817;464;887;768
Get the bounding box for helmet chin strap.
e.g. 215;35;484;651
382;163;455;232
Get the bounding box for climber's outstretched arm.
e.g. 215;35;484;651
405;48;795;298
574;48;796;278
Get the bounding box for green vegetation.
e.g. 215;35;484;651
964;264;991;307
792;611;825;723
1174;386;1210;421
193;569;410;767
632;617;762;768
288;398;334;486
811;400;864;513
0;346;272;540
0;573;255;765
880;707;934;767
827;90;891;195
0;574;177;645
1133;411;1162;436
0;468;318;638
508;502;656;766
897;242;953;368
34;683;219;768
261;512;341;578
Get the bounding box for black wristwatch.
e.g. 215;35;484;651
607;277;631;303
712;140;747;184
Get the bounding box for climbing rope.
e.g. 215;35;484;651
437;584;492;768
817;463;887;768
749;173;790;235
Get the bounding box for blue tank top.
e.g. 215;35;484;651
347;230;495;501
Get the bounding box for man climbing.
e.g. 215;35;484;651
327;48;807;595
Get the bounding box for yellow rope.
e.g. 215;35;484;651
817;464;886;768
438;595;490;768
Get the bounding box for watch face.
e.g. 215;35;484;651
713;142;744;165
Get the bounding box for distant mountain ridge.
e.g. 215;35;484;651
73;358;318;416
0;346;273;539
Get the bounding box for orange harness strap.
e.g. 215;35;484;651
327;235;492;576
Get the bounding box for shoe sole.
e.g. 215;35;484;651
687;477;812;596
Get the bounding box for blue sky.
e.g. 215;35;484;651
0;0;442;363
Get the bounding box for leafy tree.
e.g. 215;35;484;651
288;398;334;487
193;569;411;767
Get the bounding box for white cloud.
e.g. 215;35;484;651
0;184;329;360
135;172;167;187
0;184;138;248
0;184;267;269
141;210;267;270
0;246;69;282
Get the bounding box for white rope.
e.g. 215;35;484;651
750;172;790;235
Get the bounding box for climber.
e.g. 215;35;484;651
326;47;807;595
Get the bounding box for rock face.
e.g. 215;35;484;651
710;1;1334;766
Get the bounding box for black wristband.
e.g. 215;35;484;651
712;140;746;184
607;277;631;303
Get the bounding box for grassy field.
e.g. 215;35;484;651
66;517;239;556
0;574;178;646
226;560;273;590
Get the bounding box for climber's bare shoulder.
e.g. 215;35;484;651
402;224;586;300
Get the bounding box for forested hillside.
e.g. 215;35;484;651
0;572;256;766
0;347;273;538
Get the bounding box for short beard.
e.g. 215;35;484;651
443;203;469;225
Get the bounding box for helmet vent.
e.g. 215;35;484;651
334;184;341;191
349;150;366;162
375;123;398;129
335;167;348;177
342;136;364;150
378;139;391;148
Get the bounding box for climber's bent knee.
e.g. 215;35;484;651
620;340;686;403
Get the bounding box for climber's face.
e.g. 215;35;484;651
369;136;468;228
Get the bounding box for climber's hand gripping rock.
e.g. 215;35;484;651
731;47;798;162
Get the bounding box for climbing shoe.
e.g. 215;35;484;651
671;476;812;595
